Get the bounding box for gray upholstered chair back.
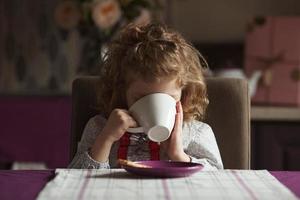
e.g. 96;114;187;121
70;76;250;169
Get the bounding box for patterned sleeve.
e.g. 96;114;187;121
184;122;224;170
68;115;110;169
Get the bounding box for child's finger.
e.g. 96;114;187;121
171;112;182;139
116;109;138;129
177;101;183;120
176;102;183;127
128;117;138;128
120;109;138;127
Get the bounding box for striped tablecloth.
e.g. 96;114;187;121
37;169;298;200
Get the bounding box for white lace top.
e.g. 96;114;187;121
69;115;223;170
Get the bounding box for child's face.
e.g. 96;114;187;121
126;77;182;108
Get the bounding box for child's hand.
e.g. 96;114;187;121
90;109;137;162
160;102;190;162
101;109;138;142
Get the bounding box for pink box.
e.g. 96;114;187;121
245;16;300;106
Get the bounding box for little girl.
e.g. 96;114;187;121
69;23;223;170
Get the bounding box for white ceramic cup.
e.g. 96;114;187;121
127;93;176;142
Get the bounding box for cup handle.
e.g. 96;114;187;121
127;127;144;133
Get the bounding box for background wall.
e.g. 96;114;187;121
0;0;161;94
169;0;300;42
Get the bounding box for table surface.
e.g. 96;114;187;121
0;170;299;200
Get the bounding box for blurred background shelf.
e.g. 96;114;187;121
251;106;300;121
251;106;300;171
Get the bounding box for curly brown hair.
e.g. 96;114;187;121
98;22;209;122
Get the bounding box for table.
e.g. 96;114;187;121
0;170;299;200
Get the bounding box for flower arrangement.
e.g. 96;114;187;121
54;0;163;75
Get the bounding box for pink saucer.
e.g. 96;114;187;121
121;160;203;178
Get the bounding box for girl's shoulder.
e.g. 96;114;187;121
184;120;213;133
90;114;107;124
84;114;107;132
182;120;215;146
